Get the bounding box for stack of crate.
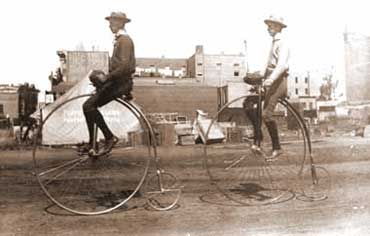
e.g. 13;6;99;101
157;123;176;146
175;123;194;145
226;127;243;143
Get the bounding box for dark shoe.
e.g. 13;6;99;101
265;149;283;162
101;136;119;154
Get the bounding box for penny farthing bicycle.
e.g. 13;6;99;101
203;77;330;206
32;91;181;215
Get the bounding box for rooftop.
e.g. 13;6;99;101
134;77;213;87
136;58;187;70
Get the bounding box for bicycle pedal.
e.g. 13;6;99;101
88;149;97;157
90;150;112;158
77;151;89;156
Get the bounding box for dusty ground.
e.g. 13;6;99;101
1;136;370;236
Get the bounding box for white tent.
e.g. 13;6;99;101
40;72;140;145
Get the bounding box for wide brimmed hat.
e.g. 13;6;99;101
264;15;286;28
105;12;131;23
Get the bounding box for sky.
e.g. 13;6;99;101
0;0;369;99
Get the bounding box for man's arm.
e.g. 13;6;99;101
106;36;135;80
265;42;289;85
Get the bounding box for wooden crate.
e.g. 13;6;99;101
178;135;195;145
157;123;176;146
226;127;243;143
128;131;143;146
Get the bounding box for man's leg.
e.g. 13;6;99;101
264;120;280;150
122;78;133;101
81;95;98;152
243;95;262;146
82;91;116;153
262;77;287;156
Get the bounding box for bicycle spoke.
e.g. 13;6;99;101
225;154;247;170
204;95;308;206
38;156;88;177
43;156;90;186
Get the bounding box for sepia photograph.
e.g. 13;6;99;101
0;0;369;235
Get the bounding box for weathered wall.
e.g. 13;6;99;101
133;84;222;120
0;92;18;118
344;32;370;102
66;51;109;83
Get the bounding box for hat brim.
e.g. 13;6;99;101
105;16;131;23
264;19;286;28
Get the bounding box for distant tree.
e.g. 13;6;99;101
75;41;85;51
318;73;338;101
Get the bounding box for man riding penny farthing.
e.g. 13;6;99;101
204;15;330;206
80;12;135;157
243;15;289;162
32;12;181;215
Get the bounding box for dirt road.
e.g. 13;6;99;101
1;137;370;235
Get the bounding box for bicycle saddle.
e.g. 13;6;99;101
243;72;264;85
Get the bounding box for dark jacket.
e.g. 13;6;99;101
106;34;136;81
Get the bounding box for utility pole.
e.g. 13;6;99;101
244;40;249;73
307;71;311;96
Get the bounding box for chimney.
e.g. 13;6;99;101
195;45;203;54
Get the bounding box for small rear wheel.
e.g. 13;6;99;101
298;165;331;201
144;171;182;211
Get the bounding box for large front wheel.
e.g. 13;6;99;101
204;96;307;206
32;95;152;215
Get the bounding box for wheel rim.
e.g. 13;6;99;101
33;96;152;215
204;96;306;206
144;172;182;211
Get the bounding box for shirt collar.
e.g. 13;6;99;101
115;29;128;39
273;32;282;42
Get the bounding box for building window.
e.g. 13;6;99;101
295;77;298;83
0;104;3;114
305;77;308;83
216;63;222;66
197;73;203;76
233;63;240;67
305;88;309;95
309;102;313;110
234;71;239;76
295;88;298;95
197;63;203;66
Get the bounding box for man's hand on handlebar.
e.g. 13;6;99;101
89;70;107;89
264;78;273;86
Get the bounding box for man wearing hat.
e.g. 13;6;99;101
243;15;290;160
81;11;136;155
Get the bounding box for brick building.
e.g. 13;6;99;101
135;57;187;78
187;45;247;86
0;84;39;121
186;45;249;108
344;31;370;102
51;51;109;98
0;85;19;119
